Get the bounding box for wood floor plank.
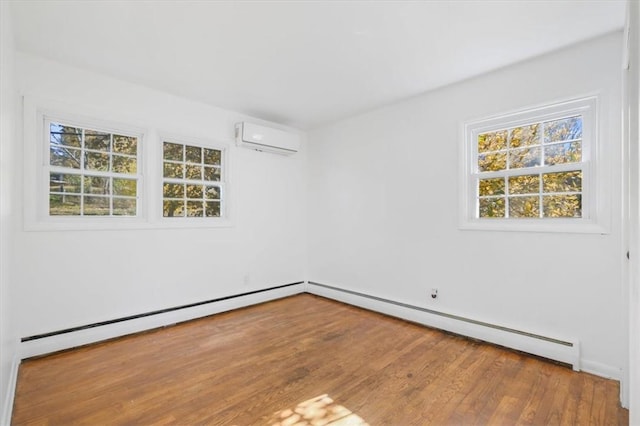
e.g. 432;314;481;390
12;294;628;425
481;353;534;425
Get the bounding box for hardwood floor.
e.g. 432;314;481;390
13;294;628;425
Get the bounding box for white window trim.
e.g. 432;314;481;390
459;95;610;234
23;96;234;231
24;99;149;231
155;133;232;228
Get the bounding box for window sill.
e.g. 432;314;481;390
459;218;609;234
24;217;234;232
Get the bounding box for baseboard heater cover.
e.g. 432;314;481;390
20;282;304;358
307;281;580;370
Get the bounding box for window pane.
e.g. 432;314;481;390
478;152;507;172
163;183;184;198
543;194;582;218
50;173;81;194
185;145;202;163
509;124;539;148
544;141;581;165
163;162;183;179
163;200;185;217
84;151;109;171
50;146;81;169
477;130;507;153
544;116;582;143
204;148;221;166
508;174;539;195
49;194;81;216
205;201;221;217
163;142;183;161
113;198;136;216
204;166;221;181
185;164;202;180
186;201;204;217
113;178;137;196
50;124;81;148
83;176;110;195
478;197;505;218
543;171;581;193
112;155;137;174
84;130;110;151
204;185;221;200
478;178;504;196
113;135;137;155
186;184;203;199
83;196;110;216
508;146;541;169
509;196;539;218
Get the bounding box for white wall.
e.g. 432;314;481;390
11;53;307;340
308;33;626;381
0;0;19;422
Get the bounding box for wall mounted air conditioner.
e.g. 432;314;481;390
235;122;300;155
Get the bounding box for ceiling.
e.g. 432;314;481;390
10;0;626;130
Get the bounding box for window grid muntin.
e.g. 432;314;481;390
162;141;224;218
476;117;582;173
476;169;585;219
47;121;140;217
473;115;585;219
47;176;139;217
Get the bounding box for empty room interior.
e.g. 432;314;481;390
1;0;639;425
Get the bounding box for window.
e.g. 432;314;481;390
162;140;224;218
460;97;606;233
47;119;140;217
476;117;583;218
24;99;234;231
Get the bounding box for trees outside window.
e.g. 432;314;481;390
162;140;223;218
48;121;139;217
460;97;605;233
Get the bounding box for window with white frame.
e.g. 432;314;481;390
162;140;224;218
461;97;603;232
47;119;140;217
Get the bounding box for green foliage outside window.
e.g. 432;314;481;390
476;116;583;219
162;141;222;218
49;123;138;216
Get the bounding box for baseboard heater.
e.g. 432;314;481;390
20;282;304;358
307;281;580;370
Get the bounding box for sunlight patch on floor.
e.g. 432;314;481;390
269;394;369;426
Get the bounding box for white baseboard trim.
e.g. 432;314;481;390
307;281;582;370
21;282;305;359
581;359;623;381
1;353;20;426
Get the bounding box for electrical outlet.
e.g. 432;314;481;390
431;288;438;299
